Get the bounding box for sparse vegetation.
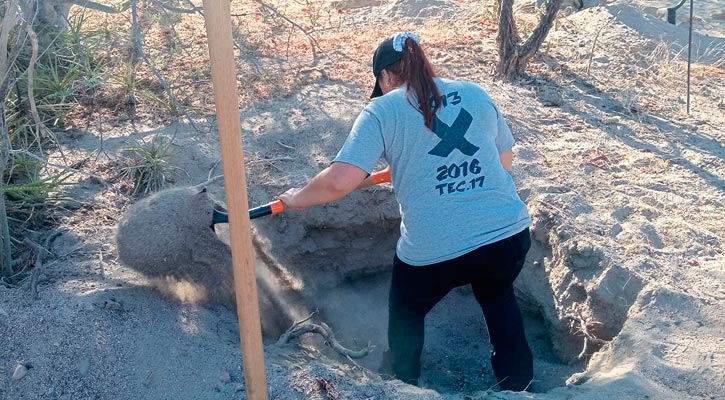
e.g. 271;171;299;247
1;0;100;280
0;0;212;280
119;134;179;196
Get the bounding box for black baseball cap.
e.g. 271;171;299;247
371;36;404;98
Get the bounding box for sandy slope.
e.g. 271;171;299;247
2;1;723;399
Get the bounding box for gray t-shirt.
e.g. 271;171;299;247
334;77;531;266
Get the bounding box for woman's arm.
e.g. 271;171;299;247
279;162;369;210
499;149;513;172
355;165;391;190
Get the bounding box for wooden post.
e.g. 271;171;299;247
686;0;693;115
202;1;268;399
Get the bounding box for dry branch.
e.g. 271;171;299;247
207;158;221;182
252;0;325;59
314;378;340;400
27;230;62;298
277;318;374;360
151;0;202;14
130;0;199;131
192;174;224;190
69;0;130;14
25;24;55;151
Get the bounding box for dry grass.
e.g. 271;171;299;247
65;0;501;131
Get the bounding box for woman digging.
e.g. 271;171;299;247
279;32;533;392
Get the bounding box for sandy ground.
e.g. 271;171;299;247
2;1;724;399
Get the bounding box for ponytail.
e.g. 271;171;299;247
385;38;441;130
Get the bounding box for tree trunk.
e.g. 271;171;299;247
26;0;72;52
496;0;563;80
0;184;11;278
0;0;19;277
22;0;121;52
0;113;12;277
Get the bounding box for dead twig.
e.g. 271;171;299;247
277;314;374;360
0;168;12;277
0;0;22;94
587;17;615;75
289;310;319;327
0;278;14;288
23;237;52;300
246;156;295;166
276;141;295;150
344;354;367;372
485;375;510;391
207;158;222;182
583;147;611;169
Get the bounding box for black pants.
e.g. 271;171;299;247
384;228;533;391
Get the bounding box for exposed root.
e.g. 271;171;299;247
568;314;607;360
277;312;374;360
309;378;339;400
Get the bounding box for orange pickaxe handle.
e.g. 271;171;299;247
371;165;392;185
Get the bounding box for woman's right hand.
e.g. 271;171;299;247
278;187;307;210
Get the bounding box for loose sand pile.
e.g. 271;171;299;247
114;186;308;337
1;1;723;399
115;187;235;306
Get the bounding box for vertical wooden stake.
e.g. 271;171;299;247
686;0;694;115
202;1;268;399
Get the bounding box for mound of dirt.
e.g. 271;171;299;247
114;187;303;336
115;186;235;306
